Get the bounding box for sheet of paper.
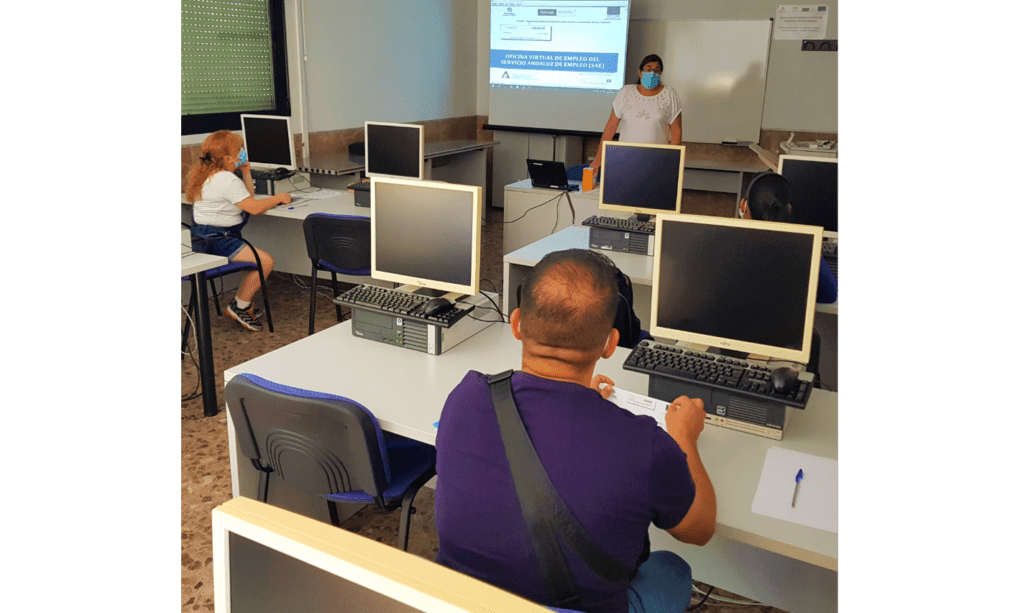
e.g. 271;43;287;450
293;189;346;200
751;447;837;533
774;5;830;40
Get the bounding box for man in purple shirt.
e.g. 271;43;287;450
435;249;717;613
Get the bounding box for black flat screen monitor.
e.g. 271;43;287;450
365;122;425;180
240;114;296;171
599;141;685;217
370;177;481;295
650;215;822;363
777;155;838;234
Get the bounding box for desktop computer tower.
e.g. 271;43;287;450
350;292;499;355
646;372;812;440
588;227;655;256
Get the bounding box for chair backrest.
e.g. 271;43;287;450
225;374;391;499
302;213;371;274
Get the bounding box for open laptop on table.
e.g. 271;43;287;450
526;159;580;191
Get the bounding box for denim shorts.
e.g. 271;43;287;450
190;221;247;260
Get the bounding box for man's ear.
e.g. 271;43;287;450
510;308;522;340
739;198;748;218
602;328;619;359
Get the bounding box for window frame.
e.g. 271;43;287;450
181;0;291;136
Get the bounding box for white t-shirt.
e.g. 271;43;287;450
193;171;251;227
612;84;682;145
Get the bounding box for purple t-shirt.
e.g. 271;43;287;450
434;371;695;613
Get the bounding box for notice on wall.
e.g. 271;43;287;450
774;5;829;40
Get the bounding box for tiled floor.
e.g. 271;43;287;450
181;205;791;612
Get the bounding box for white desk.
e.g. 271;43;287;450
182;251;228;416
223;321;838;613
502;180;603;254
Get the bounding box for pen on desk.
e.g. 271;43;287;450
791;469;804;507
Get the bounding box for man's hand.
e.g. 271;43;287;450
591;374;615;400
665;395;705;446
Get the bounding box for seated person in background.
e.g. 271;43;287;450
185;130;292;331
434;249;716;613
739;171;838;304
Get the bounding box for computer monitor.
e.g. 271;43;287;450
370;177;481;296
240;114;296;172
214;497;547;613
777;155;838;236
650;214;822;364
599;141;685;219
365;121;425;180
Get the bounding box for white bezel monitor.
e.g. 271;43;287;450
370;177;481;296
650;214;822;364
599;141;686;217
777;154;838;239
239;114;297;172
213;497;548;613
365;121;425;180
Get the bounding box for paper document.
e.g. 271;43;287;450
752;447;837;533
774;5;829;40
292;189;345;200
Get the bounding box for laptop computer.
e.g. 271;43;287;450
526;159;580;191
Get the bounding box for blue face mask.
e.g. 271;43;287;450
641;71;660;89
236;147;248;168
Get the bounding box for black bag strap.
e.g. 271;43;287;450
486;370;633;608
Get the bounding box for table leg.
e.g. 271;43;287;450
192;272;218;416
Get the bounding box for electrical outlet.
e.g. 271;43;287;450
802;39;837;52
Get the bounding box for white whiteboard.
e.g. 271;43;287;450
626;19;772;144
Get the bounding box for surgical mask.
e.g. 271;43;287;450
641;72;660;89
236;147;248;167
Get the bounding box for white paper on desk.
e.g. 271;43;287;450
293;189;345;200
774;5;829;40
752;448;837;533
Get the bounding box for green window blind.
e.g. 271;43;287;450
182;0;277;116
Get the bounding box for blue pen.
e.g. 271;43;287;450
791;469;804;507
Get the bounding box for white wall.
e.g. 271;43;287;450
300;0;477;132
475;0;839;133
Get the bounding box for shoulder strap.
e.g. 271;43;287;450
486;370;633;607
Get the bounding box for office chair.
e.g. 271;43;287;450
225;373;436;551
302;213;371;334
181;223;274;352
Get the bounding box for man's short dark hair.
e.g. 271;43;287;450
519;249;619;352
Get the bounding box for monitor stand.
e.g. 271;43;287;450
630;213;654;223
401;286;447;298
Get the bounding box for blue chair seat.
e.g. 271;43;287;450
328;440;436;503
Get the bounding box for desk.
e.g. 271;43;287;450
300;139;498;211
182;251;228;416
223;322;838;613
502;180;603;254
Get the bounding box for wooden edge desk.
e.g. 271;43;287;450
223;321;838;613
182;251;228;416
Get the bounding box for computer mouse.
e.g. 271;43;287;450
422;297;454;317
770;366;800;393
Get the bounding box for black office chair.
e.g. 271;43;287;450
181;223;274;353
225;373;436;551
302;213;371;334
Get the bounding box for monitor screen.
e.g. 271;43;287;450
365;122;425;180
650;215;822;363
777;155;838;234
599;142;685;217
370;177;481;295
240;114;296;171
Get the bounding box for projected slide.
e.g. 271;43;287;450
490;1;630;93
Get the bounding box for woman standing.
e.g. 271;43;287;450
589;54;683;173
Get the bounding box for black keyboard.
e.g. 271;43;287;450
334;284;474;327
623;341;812;408
348;180;371;191
582;215;655;235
